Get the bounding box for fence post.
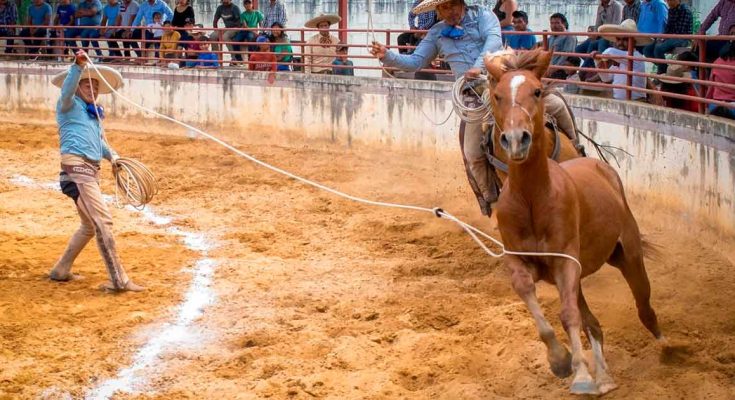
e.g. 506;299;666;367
626;36;633;101
698;38;706;114
300;30;305;72
542;30;548;50
338;0;348;43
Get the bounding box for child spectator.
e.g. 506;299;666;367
144;11;163;63
249;35;276;71
159;20;180;64
181;22;203;66
236;0;263;54
269;21;292;71
705;41;735;120
186;36;219;68
332;44;354;76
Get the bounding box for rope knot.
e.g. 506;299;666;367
432;207;444;218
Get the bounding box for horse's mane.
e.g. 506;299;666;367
488;49;557;96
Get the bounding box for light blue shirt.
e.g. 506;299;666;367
382;5;502;79
638;0;668;34
131;0;173;26
77;0;103;26
102;3;121;26
56;64;112;162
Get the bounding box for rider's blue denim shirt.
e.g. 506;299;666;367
381;5;503;80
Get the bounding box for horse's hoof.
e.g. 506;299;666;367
549;348;573;378
596;381;618;395
570;380;599;395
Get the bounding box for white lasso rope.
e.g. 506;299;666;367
81;53;583;273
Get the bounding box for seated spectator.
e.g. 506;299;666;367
249;35;276;71
637;0;668;50
697;0;735;63
397;0;437;55
144;11;163;64
210;0;242;64
658;63;699;112
235;0;263;57
180;22;203;66
172;0;194;28
548;56;582;81
159;20;180;64
577;0;623;80
705;41;735;119
595;19;648;101
269;22;292;71
76;0;103;57
0;0;18;54
185;36;218;68
100;0;122;62
505;10;536;50
50;0;76;59
622;0;641;22
131;0;173;61
19;0;52;58
332;44;354;76
643;0;692;73
548;13;577;67
113;0;141;61
304;13;340;74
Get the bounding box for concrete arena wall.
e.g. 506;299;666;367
1;62;734;235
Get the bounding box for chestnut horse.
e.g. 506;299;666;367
485;49;664;395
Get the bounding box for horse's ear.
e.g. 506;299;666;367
484;53;505;82
531;50;553;79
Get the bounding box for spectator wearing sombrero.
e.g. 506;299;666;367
658;63;699;112
304;13;340;74
593;19;650;100
50;50;145;292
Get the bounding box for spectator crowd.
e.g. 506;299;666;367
0;0;732;117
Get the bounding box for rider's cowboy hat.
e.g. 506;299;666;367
52;65;124;94
598;19;654;46
658;64;690;84
412;0;453;14
305;14;341;28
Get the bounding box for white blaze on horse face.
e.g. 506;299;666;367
508;75;526;126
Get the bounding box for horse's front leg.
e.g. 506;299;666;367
555;259;597;395
507;255;572;378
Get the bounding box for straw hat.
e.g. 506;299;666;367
52;65;124;95
598;19;654;46
412;0;453;14
305;14;341;28
658;64;690;84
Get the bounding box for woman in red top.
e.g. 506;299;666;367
706;40;735;119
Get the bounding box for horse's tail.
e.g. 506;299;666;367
641;236;663;262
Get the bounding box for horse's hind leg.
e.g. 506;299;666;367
608;240;663;340
507;256;572;378
579;287;618;394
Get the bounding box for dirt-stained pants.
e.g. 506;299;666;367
51;154;129;289
462;120;492;200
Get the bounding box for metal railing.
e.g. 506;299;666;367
1;24;733;114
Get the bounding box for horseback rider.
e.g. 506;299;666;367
370;0;581;216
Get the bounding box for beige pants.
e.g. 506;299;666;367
463;121;492;199
51;154;130;289
544;91;578;142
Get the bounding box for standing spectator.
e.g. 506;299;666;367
19;0;51;58
210;0;241;64
143;10;162;63
705;38;735;119
398;0;437;55
269;21;292;71
698;0;735;63
158;19;179;64
76;0;103;57
186;36;218;68
643;0;692;73
0;0;18;54
113;0;140;61
171;0;193;28
576;0;623;77
51;0;75;59
100;0;122;62
492;0;517;31
332;44;353;76
548;13;577;67
261;0;286;31
637;0;668;36
249;34;275;71
622;0;641;22
17;0;32;30
596;19;649;100
303;13;340;74
505;10;535;50
131;0;173;56
235;0;262;56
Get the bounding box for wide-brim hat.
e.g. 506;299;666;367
305;14;341;28
412;0;452;14
51;65;123;94
658;64;690;84
598;19;653;46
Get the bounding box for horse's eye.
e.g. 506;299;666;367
534;88;542;98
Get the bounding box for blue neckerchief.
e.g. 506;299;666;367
441;25;465;39
85;103;104;120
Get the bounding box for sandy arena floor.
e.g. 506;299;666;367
0;119;733;399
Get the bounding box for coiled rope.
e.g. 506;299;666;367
112;157;158;209
80;53;583;273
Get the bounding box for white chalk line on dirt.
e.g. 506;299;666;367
4;173;217;399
